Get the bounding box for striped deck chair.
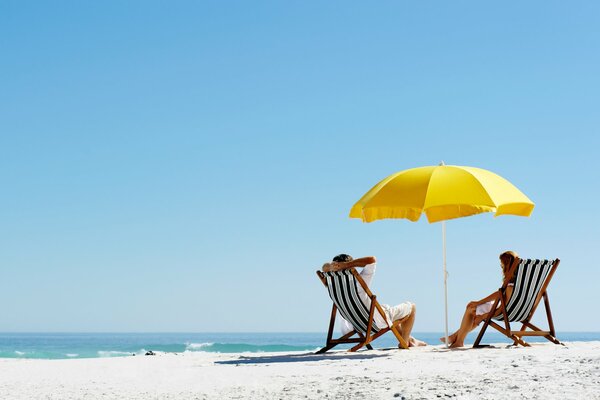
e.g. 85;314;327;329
473;257;561;347
315;268;409;353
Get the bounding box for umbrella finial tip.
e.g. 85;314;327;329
439;160;445;166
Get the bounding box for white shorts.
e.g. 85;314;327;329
381;302;414;323
476;301;494;316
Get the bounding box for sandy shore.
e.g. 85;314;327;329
1;341;599;399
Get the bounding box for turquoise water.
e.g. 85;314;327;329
1;332;598;360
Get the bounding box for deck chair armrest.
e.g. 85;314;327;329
316;271;327;286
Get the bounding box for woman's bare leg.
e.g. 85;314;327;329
398;304;417;346
448;306;475;348
440;332;458;345
449;305;480;348
409;336;428;346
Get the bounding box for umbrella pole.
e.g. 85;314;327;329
443;221;449;348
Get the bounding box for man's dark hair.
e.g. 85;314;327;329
332;254;353;262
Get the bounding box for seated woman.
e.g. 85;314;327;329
442;250;519;348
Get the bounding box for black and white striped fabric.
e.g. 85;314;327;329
494;259;556;323
322;269;382;334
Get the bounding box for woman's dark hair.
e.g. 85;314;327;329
499;250;519;282
332;254;353;262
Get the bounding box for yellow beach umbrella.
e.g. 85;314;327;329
349;163;534;345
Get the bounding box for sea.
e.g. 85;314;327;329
1;332;598;360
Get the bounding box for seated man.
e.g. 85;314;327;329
322;254;426;347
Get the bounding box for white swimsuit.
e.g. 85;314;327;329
475;283;513;316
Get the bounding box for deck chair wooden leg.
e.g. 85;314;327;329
491;321;528;347
513;322;526;346
316;331;357;354
474;313;527;347
517;321;533;346
326;305;337;341
498;292;512;334
350;296;378;352
525;324;561;345
365;295;377;345
350;341;366;352
543;293;561;344
473;319;490;348
488;321;527;347
544;334;561;345
317;305;342;354
321;304;337;351
349;331;369;352
350;331;370;352
520;321;561;345
499;298;525;346
515;336;530;347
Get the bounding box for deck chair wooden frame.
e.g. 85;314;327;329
315;268;409;353
473;257;561;348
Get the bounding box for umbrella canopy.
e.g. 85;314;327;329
349;164;534;346
350;165;534;223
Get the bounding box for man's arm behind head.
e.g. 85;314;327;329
322;256;376;272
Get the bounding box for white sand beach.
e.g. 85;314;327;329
0;341;598;400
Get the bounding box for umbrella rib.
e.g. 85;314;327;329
424;166;497;210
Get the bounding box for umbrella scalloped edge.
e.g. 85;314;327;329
349;206;423;223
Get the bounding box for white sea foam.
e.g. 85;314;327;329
185;342;214;350
66;353;79;358
14;351;25;356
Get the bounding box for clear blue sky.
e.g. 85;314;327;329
1;1;598;332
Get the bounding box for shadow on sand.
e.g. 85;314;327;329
215;350;392;365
